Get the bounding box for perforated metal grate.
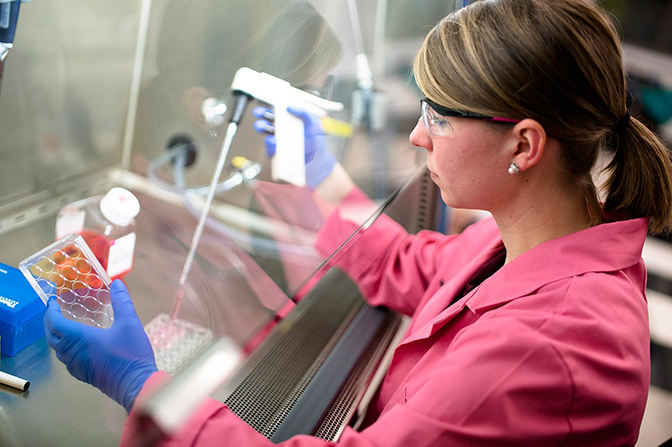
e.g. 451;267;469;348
314;312;400;441
223;269;364;438
414;169;434;234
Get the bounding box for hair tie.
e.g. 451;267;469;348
613;109;631;132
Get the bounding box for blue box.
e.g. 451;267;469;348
0;262;46;356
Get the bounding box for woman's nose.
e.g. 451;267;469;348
409;118;432;151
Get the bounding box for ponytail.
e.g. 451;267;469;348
604;117;672;234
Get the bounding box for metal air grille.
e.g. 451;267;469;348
314;311;401;441
223;268;364;438
414;169;434;233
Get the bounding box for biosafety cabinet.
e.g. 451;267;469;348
0;0;451;444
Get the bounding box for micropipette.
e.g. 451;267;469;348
170;68;343;319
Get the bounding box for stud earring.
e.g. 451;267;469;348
508;163;520;175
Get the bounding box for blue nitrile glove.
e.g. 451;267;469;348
44;280;158;414
253;105;337;189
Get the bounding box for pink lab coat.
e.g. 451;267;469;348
122;190;650;446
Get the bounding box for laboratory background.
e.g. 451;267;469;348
0;0;670;445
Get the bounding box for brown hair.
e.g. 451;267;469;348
413;0;672;234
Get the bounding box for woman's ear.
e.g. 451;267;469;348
184;86;216;130
510;118;547;172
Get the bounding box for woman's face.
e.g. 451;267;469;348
409;116;513;211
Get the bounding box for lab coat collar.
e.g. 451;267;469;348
465;216;648;314
397;234;504;347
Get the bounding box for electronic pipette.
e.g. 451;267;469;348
170;68;343;320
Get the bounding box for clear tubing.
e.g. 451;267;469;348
147;139;321;259
147;145;246;195
170;122;238;321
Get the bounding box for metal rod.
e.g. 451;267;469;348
373;0;388;78
347;0;366;56
121;0;153;171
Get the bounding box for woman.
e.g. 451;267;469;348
45;0;672;445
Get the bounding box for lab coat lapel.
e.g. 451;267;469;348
397;239;504;348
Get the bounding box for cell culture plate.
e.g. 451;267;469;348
20;234;114;328
145;313;213;374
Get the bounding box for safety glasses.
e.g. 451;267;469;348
421;97;520;137
300;75;336;100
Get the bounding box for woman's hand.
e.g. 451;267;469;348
44;280;158;414
253;105;338;190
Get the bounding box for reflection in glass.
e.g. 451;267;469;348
0;0;141;207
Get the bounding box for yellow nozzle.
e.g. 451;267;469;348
321;117;353;138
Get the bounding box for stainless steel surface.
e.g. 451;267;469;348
0;0;142;211
0;337;127;446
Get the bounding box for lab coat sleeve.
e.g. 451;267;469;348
314;187;460;316
121;318;573;447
